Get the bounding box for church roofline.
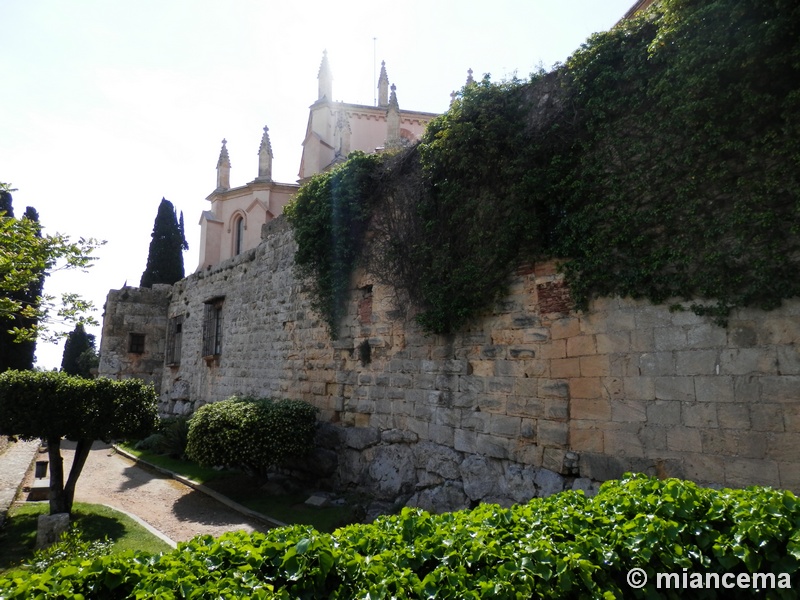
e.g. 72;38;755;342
309;99;438;119
205;179;299;202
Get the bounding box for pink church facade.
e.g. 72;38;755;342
197;52;440;270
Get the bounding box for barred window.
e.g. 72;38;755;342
128;333;145;354
165;315;184;365
202;299;224;358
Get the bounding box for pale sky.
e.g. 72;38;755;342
1;0;635;369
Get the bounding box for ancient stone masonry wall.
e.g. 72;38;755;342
110;216;800;511
99;285;171;393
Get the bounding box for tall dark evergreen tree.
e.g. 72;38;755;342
61;323;97;378
140;198;187;288
0;195;44;372
0;187;14;217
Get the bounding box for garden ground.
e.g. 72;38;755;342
16;440;272;543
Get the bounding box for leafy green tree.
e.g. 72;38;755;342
140;198;188;288
60;324;97;378
0;182;102;344
0;370;158;514
0;197;44;371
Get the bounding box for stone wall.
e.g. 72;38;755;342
100;216;800;510
98;285;172;393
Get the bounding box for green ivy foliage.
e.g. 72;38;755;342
411;76;547;333
3;476;799;598
285;0;800;335
552;0;800;322
283;152;383;336
185;396;318;475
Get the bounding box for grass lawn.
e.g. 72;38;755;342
236;493;359;533
0;502;173;574
118;443;360;532
116;443;235;485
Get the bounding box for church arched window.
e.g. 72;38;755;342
233;214;245;255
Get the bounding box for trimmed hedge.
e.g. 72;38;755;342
185;396;318;475
2;475;798;598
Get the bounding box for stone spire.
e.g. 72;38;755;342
377;60;389;107
386;83;401;149
216;138;231;190
466;68;475;85
318;50;333;101
257;125;273;181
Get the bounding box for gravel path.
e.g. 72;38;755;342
25;441;272;544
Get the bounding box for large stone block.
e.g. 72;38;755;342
414;441;462;480
719;348;778;376
566;335;597;358
367;445;416;500
654;377;695;402
569;425;604;453
537;420;568;447
681;402;718;428
503;463;539;503
534;468;565;497
724;457;779;488
761;376;800;402
571;398;611;421
36;513;70;549
666;427;702;453
460;454;503;501
406;482;469;514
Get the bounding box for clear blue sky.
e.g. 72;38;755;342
0;0;636;369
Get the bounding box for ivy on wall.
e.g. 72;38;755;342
286;0;800;335
283;152;382;336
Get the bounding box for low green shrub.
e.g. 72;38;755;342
134;416;189;459
2;475;798;598
27;524;113;574
185;396;318;475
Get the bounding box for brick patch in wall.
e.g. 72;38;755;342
537;280;572;315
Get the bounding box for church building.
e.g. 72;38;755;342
197;52;438;270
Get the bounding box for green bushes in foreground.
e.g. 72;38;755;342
2;475;799;598
185;396;318;475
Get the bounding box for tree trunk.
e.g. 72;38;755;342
46;437;93;515
62;438;93;514
46;436;68;514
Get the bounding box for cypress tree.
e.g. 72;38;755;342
140;198;187;288
61;323;97;377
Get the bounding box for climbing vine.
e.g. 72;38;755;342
553;0;800;322
283;152;382;336
286;0;800;335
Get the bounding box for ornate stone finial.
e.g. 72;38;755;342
318;50;333;101
217;139;230;168
450;90;457;105
386;84;401;149
216;138;231;190
257;126;273;181
259;126;273;158
378;60;390;107
466;68;474;85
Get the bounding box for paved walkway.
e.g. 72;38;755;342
0;439;41;527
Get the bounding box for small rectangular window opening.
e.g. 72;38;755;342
128;333;145;354
166;315;184;365
202;298;224;358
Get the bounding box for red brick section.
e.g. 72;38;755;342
358;290;373;325
537;280;573;315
